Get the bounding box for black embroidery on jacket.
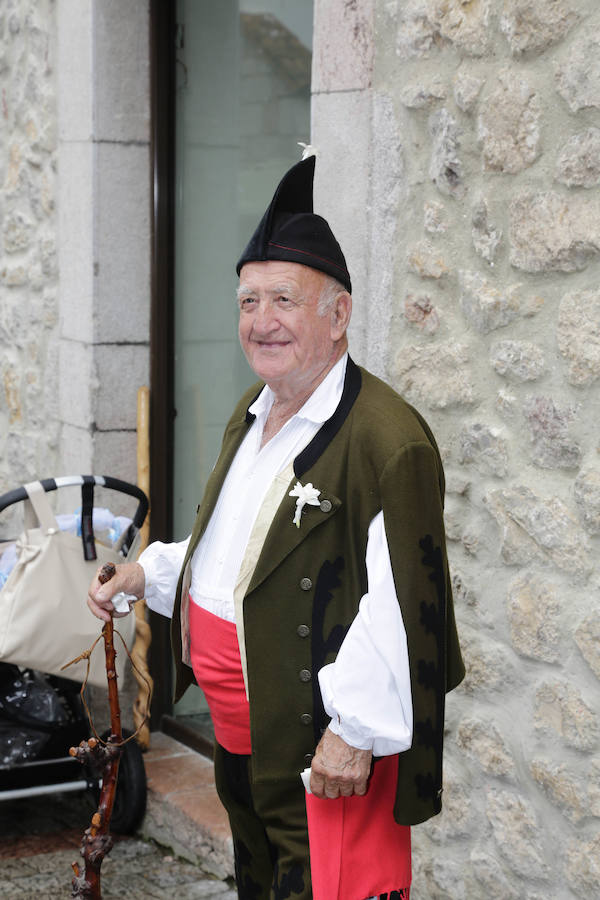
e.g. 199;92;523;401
413;534;448;813
415;771;438;803
415;717;436;749
311;556;349;744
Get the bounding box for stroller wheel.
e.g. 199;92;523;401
98;728;147;835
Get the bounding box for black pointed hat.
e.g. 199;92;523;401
236;155;352;293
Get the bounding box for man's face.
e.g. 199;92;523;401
238;260;348;397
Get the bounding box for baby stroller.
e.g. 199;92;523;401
0;475;149;834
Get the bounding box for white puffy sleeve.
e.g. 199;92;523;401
317;510;413;757
138;537;190;619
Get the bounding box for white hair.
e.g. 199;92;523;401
317;276;348;316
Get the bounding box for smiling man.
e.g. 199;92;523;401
88;153;464;900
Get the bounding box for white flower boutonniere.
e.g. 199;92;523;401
289;481;321;528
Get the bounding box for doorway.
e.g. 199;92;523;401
170;0;314;733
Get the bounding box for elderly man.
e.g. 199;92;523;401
88;154;464;900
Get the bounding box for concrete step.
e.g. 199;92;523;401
141;732;234;881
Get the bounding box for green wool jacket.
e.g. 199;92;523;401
171;358;465;826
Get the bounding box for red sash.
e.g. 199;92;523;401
306;754;411;900
188;597;251;754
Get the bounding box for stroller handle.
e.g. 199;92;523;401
0;475;149;530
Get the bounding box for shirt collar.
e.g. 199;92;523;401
248;353;348;425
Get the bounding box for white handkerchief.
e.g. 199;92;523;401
300;767;312;794
111;592;137;615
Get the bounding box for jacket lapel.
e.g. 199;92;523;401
247;481;341;594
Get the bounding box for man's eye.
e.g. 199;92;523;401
239;296;255;307
277;296;291;304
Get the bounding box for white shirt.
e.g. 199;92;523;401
140;355;413;755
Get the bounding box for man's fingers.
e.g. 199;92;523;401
87;595;111;622
324;781;341;799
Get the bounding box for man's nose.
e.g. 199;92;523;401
253;301;279;333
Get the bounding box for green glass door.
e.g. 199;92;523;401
173;0;313;724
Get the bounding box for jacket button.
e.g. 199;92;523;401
297;624;310;638
299;668;312;683
300;577;312;591
304;753;313;766
300;713;312;725
320;499;332;513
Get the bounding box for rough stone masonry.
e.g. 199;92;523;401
2;0;600;898
0;0;59;529
372;0;600;896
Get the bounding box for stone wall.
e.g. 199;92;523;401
313;0;600;897
0;0;59;526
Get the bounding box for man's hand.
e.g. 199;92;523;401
87;562;145;622
309;727;373;799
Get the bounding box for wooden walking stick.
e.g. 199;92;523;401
69;561;125;900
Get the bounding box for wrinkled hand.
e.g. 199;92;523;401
87;562;145;622
309;727;373;799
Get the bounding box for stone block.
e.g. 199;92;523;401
365;91;408;376
557;288;600;385
407;239;449;279
470;847;520;900
471;198;502;264
506;572;560;662
478;69;541;173
523;395;581;470
58;338;95;429
403;293;440;334
457;717;514;775
530;759;586;823
424;200;447;233
459;270;520;334
574;612;600;679
485;788;547;879
57;140;94;343
429;107;463;196
590;759;600;816
459;630;514;694
496;387;519;419
313;0;374;92
95;142;151;343
95;344;150;432
484;485;592;575
574;469;600;534
500;0;580;56
56;0;93;141
394;341;476;409
459;422;509;477
490;340;545;381
93;430;138;485
400;77;447;108
312;89;371;293
397;0;492;60
59;422;94;475
535;680;598;751
555;31;600;111
94;0;150;143
509;190;600;273
453;67;484;113
2;210;34;253
566;833;600;897
555;127;600;188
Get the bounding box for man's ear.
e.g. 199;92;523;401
331;291;352;339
